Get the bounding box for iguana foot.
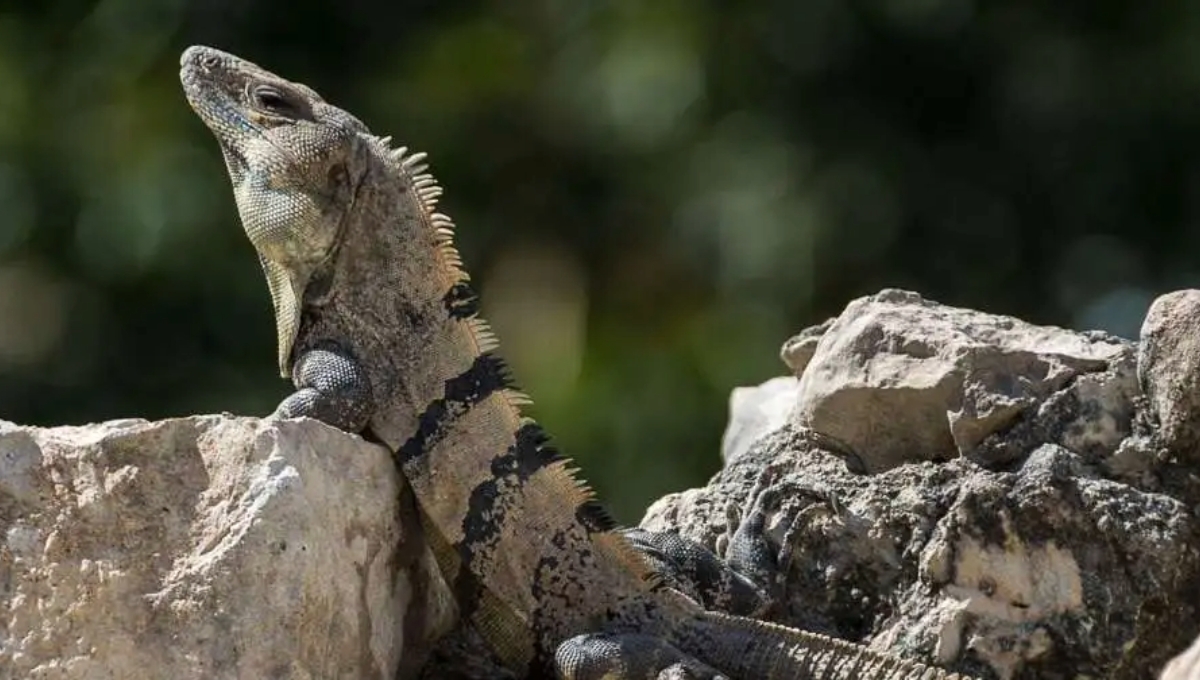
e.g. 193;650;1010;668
621;528;770;617
554;632;728;680
619;465;836;619
272;343;374;432
724;465;839;614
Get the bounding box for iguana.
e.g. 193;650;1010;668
179;44;971;680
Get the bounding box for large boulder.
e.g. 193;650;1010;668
0;415;452;680
790;288;1135;473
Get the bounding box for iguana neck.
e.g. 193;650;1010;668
295;142;482;444
303;143;672;672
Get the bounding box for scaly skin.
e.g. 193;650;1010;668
180;44;971;680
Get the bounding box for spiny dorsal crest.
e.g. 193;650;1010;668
378;138;470;282
376;136;664;591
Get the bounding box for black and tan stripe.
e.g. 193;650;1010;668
396;339;661;672
451;421;560;618
395;350;512;463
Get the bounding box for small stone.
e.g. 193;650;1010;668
780;318;834;376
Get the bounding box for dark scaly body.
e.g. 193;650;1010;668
180;44;970;680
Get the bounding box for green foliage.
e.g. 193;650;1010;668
0;0;1186;521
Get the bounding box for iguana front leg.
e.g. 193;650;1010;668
274;342;375;432
555;632;728;680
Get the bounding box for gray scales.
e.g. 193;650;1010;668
179;45;970;680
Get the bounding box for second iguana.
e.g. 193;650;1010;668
179;44;970;680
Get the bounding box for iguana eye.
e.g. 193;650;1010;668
252;85;294;115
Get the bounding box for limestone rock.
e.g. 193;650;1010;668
0;415;452;680
791;288;1133;472
645;426;1199;679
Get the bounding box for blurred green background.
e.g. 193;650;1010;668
0;0;1192;522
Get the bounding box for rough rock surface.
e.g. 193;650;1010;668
0;415;451;680
643;289;1200;680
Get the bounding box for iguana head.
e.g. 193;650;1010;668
180;45;370;376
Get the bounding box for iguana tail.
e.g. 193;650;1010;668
680;610;970;680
